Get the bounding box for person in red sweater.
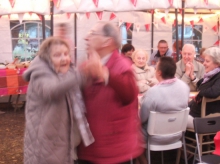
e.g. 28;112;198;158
77;21;143;164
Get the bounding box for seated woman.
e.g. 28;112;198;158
131;49;158;94
138;57;189;163
188;47;220;128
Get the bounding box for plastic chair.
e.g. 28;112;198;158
147;107;189;164
185;96;220;156
193;116;220;164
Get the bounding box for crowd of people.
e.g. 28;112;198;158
23;21;220;164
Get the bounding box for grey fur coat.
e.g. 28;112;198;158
23;56;94;164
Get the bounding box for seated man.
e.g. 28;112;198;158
140;57;189;145
148;40;172;67
175;44;205;91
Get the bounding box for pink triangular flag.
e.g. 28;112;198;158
173;19;176;26
9;0;16;8
126;23;132;31
198;18;204;23
151;10;154;14
161;17;166;24
212;25;217;32
93;0;99;7
204;0;208;5
29;12;32;16
214;40;219;46
130;0;137;7
37;14;42;21
53;0;61;8
86;12;90;19
145;24;150;31
110;13;116;21
67;13;71;19
8;15;10;19
136;23;140;32
0;15;2;19
96;11;103;20
168;0;173;6
18;13;24;24
179;8;182;14
190;20;194;28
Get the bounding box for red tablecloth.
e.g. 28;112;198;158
0;68;28;96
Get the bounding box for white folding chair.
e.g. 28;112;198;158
147;107;189;164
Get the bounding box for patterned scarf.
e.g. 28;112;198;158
157;77;177;85
202;67;220;84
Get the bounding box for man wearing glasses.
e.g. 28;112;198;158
77;21;143;164
148;40;172;67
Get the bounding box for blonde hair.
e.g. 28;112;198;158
132;49;149;61
37;37;70;63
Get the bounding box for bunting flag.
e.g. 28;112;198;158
161;17;166;24
9;0;16;8
145;24;150;31
130;0;137;7
136;23;140;32
53;0;61;8
151;10;154;14
37;14;42;21
112;0;119;6
96;11;103;20
8;15;10;19
194;9;197;15
168;0;173;6
119;19;123;27
67;13;71;19
153;22;158;29
18;13;24;24
29;12;32;16
109;13;116;20
126;23;132;31
198;18;204;23
73;0;81;8
204;0;208;5
212;25;218;32
93;0;99;7
190;20;194;28
179;8;182;14
214;40;219;46
0;15;2;19
173;19;176;26
86;12;90;19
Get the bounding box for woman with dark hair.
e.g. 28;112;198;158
138;57;190;163
171;40;182;62
121;43;135;61
23;37;94;164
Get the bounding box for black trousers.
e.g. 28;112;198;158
78;158;136;164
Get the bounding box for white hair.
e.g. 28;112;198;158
132;49;149;61
203;47;220;66
182;44;196;53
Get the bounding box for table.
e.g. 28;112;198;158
0;68;28;111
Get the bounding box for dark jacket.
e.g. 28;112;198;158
190;72;220;117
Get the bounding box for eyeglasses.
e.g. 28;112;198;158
88;31;106;37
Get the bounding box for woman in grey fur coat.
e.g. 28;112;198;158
23;37;94;164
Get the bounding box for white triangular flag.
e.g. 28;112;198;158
153;22;158;29
194;8;197;15
73;0;81;8
165;9;169;16
203;26;208;33
18;13;24;24
136;23;140;32
112;0;119;6
76;13;84;20
119;19;123;27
